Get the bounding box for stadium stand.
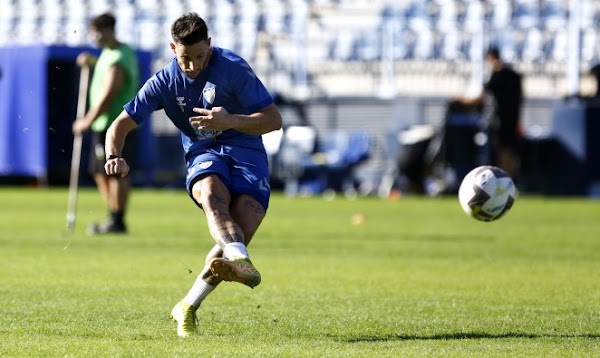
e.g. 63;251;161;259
1;0;598;99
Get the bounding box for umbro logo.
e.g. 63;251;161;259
258;177;270;192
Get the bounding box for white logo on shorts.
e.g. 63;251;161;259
199;161;213;169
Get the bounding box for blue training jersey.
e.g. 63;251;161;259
123;46;273;157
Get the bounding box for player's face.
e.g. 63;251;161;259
90;26;110;47
171;39;212;79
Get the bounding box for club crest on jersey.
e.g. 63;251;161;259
203;83;216;105
176;97;186;112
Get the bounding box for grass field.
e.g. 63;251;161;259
1;187;599;357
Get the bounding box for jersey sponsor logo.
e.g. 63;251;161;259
176;97;186;112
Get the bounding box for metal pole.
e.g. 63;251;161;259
567;0;582;96
379;20;396;99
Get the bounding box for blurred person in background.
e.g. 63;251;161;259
454;47;523;179
588;62;600;98
72;13;140;234
102;13;282;338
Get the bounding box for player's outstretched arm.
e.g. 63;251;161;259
104;110;138;177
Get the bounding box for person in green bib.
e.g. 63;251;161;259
72;13;139;234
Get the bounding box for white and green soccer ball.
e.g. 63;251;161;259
458;165;517;222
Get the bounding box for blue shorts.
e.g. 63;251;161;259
185;145;271;210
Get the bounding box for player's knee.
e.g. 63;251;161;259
194;181;231;213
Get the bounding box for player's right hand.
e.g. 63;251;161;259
76;52;95;68
104;157;130;178
72;119;91;135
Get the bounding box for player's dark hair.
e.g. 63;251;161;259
171;13;209;45
486;47;501;60
91;13;116;30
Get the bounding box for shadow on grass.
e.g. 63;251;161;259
344;332;600;342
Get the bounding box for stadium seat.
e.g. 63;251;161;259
520;27;544;63
438;28;463;61
356;29;382;62
262;0;287;34
272;126;317;196
167;1;189;19
238;0;260;24
391;24;411;61
40;20;64;45
136;17;161;52
262;128;284;157
462;0;484;33
262;128;284;175
63;0;87;23
433;0;458;32
581;28;598;64
487;0;512;30
546;30;568;63
512;0;539;29
213;27;236;54
300;129;372;194
405;0;430;32
330;31;356;61
412;28;434;60
580;0;596;28
88;0;114;15
236;23;258;61
0;29;12;46
212;0;235;28
40;0;63;20
184;0;208;16
14;19;39;45
64;19;88;46
541;0;566;31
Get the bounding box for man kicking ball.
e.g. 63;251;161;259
103;12;282;337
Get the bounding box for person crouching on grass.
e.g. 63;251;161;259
103;12;282;337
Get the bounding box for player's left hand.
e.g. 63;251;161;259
190;107;232;131
104;157;130;178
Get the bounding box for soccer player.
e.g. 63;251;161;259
103;13;282;337
72;13;140;234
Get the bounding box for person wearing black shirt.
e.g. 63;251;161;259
589;63;600;97
455;47;523;178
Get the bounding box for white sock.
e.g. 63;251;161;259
182;276;215;308
223;242;249;260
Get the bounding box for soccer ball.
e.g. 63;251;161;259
458;166;517;222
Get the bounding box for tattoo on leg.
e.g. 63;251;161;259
244;199;266;216
218;233;245;245
209;216;245;246
212;193;228;206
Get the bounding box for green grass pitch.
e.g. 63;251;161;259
1;187;599;357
